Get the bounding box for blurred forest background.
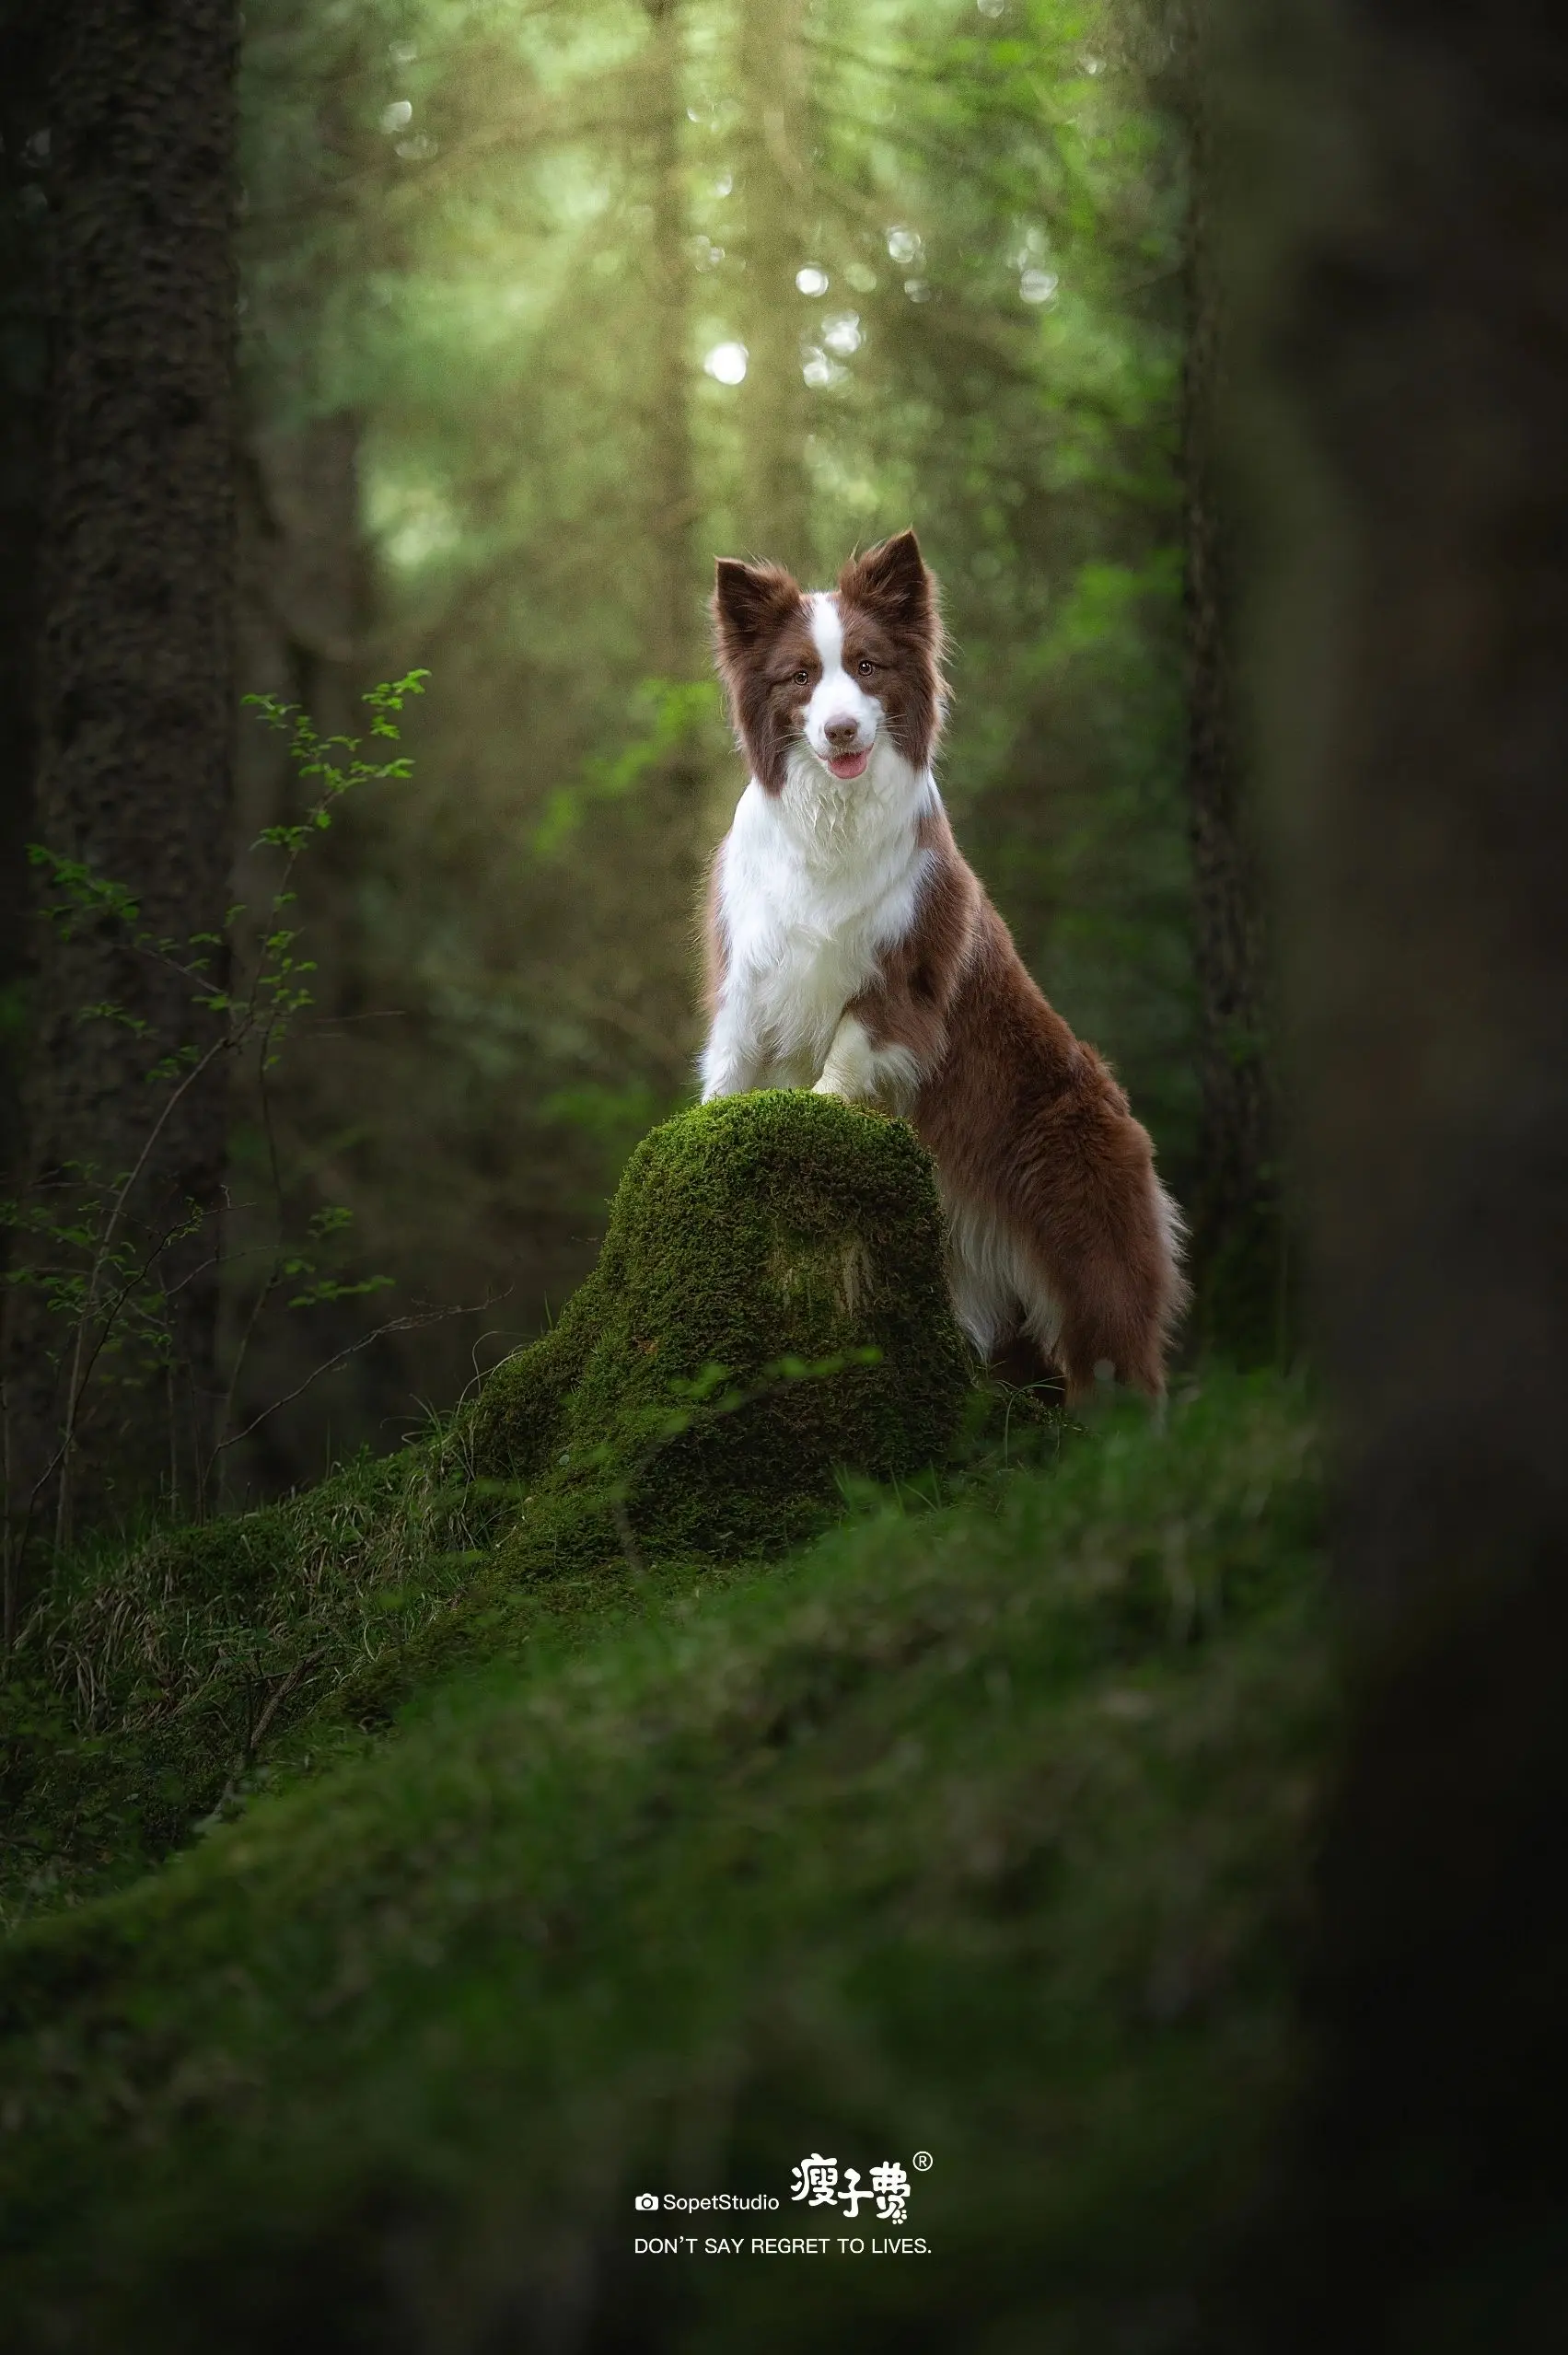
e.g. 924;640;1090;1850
4;5;1565;2341
3;0;1235;1521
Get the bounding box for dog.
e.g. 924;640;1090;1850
699;528;1186;1402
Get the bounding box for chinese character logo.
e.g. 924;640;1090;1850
789;2152;841;2208
870;2162;911;2222
789;2154;913;2222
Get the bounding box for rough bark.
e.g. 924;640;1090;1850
1225;2;1568;2342
0;11;56;1193
1179;0;1281;1360
2;0;238;1572
735;0;812;578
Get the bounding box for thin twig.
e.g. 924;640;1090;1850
34;1208;213;1559
246;1649;323;1761
211;1296;502;1457
54;1032;235;1547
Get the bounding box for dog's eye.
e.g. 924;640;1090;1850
792;669;811;686
856;659;877;677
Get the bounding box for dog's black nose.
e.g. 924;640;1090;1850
823;716;861;748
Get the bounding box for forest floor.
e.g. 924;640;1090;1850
0;1362;1329;2353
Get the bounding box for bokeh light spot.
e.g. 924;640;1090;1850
703;341;749;385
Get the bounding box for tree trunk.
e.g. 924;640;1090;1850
1225;1;1568;2341
642;0;701;682
1179;0;1281;1361
619;0;711;1089
0;10;56;1195
2;0;238;1583
735;0;812;578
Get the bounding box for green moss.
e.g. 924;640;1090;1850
1;1094;975;1920
0;1374;1327;2353
465;1090;976;1567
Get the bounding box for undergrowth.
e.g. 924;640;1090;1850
0;1371;1330;2353
0;1092;980;1919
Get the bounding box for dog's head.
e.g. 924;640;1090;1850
710;529;946;795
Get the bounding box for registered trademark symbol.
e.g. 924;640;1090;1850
912;2151;934;2171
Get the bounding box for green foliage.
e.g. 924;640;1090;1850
279;1205;396;1311
24;847;141;939
241;667;428;1061
533;679;724;857
979;545;1196;1155
0;1371;1327;2349
0;677;424;1549
0;1182;205;1415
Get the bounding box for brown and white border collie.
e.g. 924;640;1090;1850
700;528;1187;1403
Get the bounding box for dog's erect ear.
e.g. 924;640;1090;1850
840;530;947;769
839;529;935;631
711;558;800;658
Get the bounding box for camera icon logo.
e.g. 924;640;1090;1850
633;2194;659;2212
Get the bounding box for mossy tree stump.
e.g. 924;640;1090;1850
468;1092;974;1564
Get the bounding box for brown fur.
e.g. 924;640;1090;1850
705;531;1187;1402
713;532;948;790
848;800;1186;1399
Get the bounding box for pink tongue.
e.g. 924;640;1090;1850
828;748;870;780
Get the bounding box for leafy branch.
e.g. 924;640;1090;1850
2;673;431;1588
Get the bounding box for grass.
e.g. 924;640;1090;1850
0;1094;975;1921
0;1369;1330;2352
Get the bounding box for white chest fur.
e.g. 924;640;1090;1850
701;746;936;1096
